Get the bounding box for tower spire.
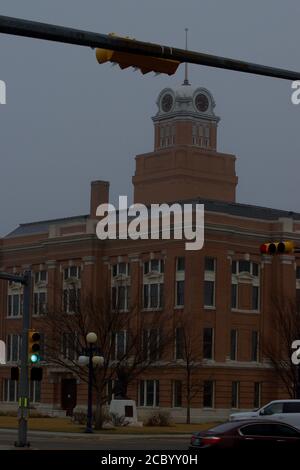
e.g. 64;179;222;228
183;28;190;86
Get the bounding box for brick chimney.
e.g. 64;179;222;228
90;180;110;218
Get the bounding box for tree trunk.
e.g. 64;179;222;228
94;395;105;430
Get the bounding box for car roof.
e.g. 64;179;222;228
201;420;299;435
266;400;300;404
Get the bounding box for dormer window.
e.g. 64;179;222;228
144;259;164;275
64;266;81;281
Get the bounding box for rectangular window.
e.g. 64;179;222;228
35;270;47;284
6;334;21;362
297;266;300;279
33;291;47;316
203;328;214;360
230;329;238;361
231;382;239;408
252;286;259;311
203;381;214;408
252;263;259;277
175;327;184;360
231;284;237;309
204;281;215;307
177;257;185;272
238;260;250;273
173;381;182;407
143;329;160;361
143;284;163;309
254;382;261;409
7;294;22;317
251;331;259;362
63;288;80;313
30;381;41;403
176;280;185;306
3;379;18;402
111;331;127;360
205;257;215;272
62;333;78;361
231;261;237;274
139;380;159;407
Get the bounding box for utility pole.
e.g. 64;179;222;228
0;14;300;81
0;271;31;447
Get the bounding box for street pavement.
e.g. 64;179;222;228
0;429;190;450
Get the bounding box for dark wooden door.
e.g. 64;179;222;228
61;378;77;414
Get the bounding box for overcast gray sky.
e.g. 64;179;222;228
0;0;299;236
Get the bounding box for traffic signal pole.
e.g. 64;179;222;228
0;15;300;81
0;271;31;447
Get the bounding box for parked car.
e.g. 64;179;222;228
189;420;300;450
229;400;300;428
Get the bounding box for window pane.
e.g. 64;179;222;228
204;281;214;307
173;381;182;407
254;382;261;409
297;266;300;279
230;329;237;360
177;257;185;271
238;260;250;273
232;261;237;274
175;328;184;360
251;331;259;361
252;263;259;276
176;281;184;306
203;328;213;359
146;380;154;406
150;284;158;308
203;381;214;408
252;286;259;310
151;260;159;272
205;257;215;272
231;382;239;408
231;284;237;309
143;285;149;308
139;381;145;406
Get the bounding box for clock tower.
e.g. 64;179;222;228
133;82;238;205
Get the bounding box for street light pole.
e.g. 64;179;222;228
86;341;94;434
0;270;31;447
78;332;104;433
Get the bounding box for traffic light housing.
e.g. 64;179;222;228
11;366;19;381
30;367;43;381
260;241;295;255
28;330;41;364
95;35;180;75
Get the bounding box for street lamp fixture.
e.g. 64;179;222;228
79;332;104;433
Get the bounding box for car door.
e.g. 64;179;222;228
238;423;300;449
280;402;300;428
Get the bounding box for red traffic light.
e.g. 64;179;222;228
260;241;295;255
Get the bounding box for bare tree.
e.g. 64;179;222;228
43;285;172;428
174;315;203;424
263;297;300;398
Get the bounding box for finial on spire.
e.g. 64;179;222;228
183;28;190;86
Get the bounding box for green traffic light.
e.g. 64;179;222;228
30;354;39;363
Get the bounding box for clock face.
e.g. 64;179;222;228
195;93;209;112
161;93;173;112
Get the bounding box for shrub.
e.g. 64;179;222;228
144;411;171;427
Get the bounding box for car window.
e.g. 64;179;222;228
283;402;300;413
240;424;273;436
240;423;300;437
262;402;283;415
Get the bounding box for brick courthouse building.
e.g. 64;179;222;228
1;81;300;422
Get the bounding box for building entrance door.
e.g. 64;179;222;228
61;378;77;415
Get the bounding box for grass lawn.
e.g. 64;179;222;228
0;416;217;434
